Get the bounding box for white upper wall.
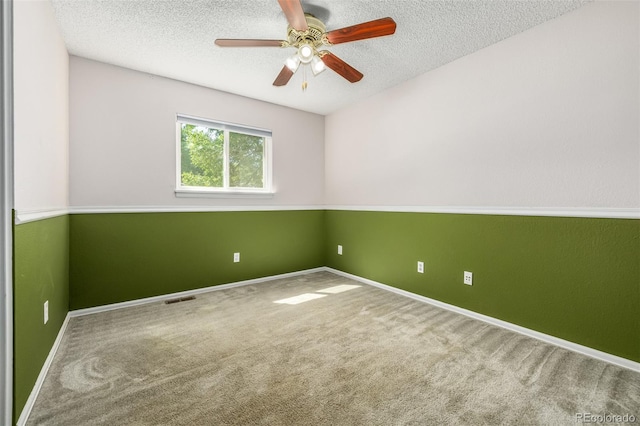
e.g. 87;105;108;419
325;1;639;209
14;0;69;212
69;57;325;207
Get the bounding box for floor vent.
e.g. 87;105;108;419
164;295;197;305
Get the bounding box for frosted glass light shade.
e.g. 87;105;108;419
298;44;314;64
311;55;326;76
285;54;300;72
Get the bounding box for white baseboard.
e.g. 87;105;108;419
325;267;640;373
70;267;326;317
17;313;70;426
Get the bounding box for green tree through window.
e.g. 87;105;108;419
181;124;224;187
229;132;264;188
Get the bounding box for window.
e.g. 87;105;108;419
176;115;272;197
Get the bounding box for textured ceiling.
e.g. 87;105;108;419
50;0;588;115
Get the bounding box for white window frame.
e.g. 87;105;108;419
175;114;273;198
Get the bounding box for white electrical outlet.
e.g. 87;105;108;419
464;271;473;285
337;245;343;255
44;300;49;324
417;261;424;273
233;252;240;263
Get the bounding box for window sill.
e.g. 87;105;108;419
175;188;275;199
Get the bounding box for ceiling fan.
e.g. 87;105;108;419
215;0;396;89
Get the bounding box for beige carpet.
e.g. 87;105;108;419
27;271;639;425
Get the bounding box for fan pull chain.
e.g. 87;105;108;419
302;65;308;92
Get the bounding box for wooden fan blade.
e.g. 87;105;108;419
273;65;295;86
215;39;284;47
320;52;363;83
278;0;308;32
325;17;396;45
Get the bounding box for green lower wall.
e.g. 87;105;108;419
69;210;325;309
325;210;640;362
13;214;70;422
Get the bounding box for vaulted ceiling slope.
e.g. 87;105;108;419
51;0;588;115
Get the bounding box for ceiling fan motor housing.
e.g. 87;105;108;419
286;14;328;49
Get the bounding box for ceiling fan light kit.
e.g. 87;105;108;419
297;43;314;64
214;0;396;90
310;55;326;76
284;54;301;73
